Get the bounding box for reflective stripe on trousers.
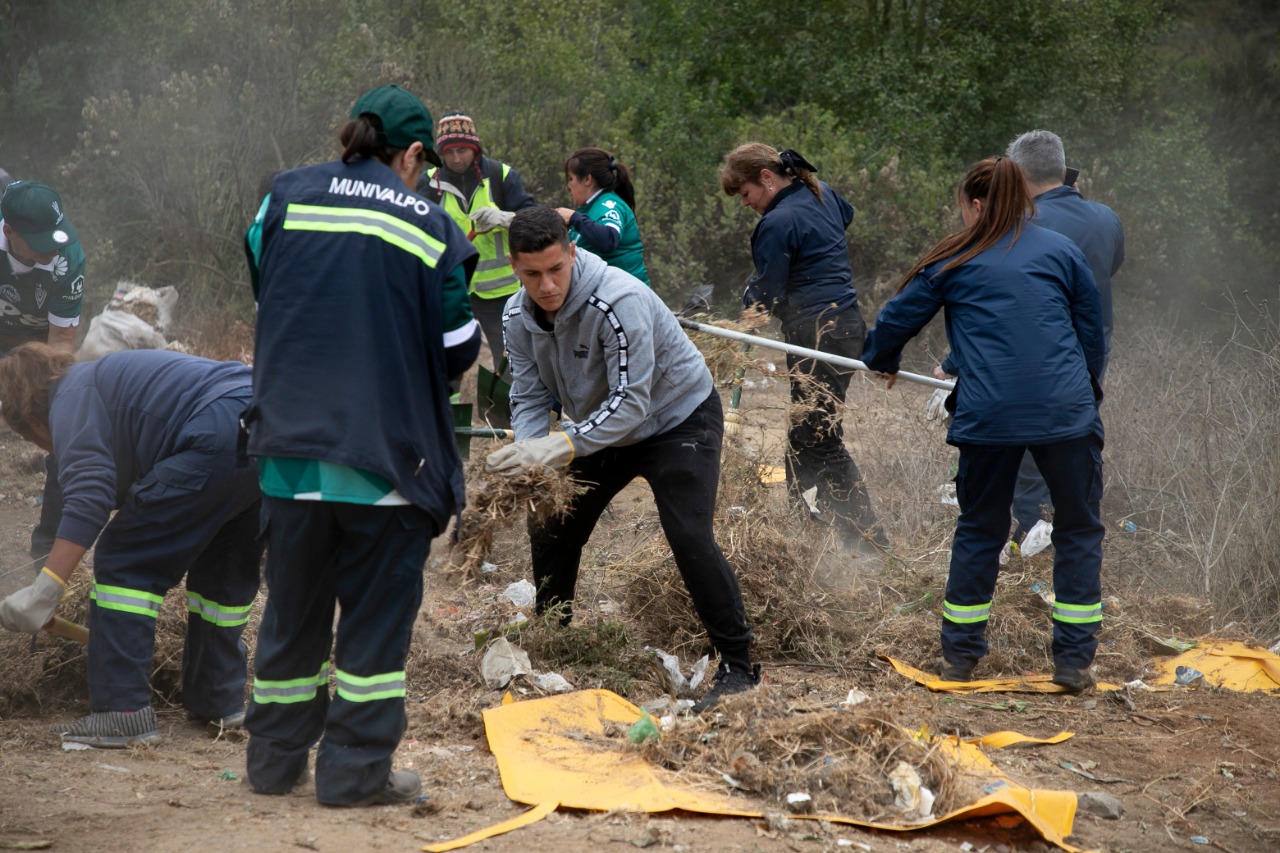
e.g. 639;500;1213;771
942;599;991;624
1052;601;1103;624
91;583;164;618
187;591;253;627
253;662;331;704
334;667;406;703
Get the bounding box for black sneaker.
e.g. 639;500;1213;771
691;663;761;713
930;659;975;682
1052;665;1095;693
330;770;421;807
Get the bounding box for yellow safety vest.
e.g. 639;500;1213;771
426;163;520;300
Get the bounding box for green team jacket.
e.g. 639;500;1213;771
567;190;650;287
0;224;84;349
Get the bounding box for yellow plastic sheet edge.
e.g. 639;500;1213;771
971;730;1074;749
426;689;1093;853
422;801;557;852
1147;642;1280;691
883;656;1121;693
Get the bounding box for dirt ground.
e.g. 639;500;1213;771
1;374;1279;853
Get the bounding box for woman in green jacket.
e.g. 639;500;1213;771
556;147;650;286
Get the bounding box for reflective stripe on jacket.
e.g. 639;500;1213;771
427;163;520;299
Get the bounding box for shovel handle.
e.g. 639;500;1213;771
44;616;89;645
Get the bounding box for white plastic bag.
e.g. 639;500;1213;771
1019;520;1054;557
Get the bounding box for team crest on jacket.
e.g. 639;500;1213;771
52;255;69;278
35;282;47;309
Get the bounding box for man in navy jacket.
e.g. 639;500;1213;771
1005;131;1124;541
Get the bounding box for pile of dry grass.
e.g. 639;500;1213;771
449;457;584;576
618;438;866;661
0;571;92;716
642;688;974;822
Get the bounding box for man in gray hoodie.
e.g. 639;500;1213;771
486;206;759;712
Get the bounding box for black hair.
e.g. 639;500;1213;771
338;115;422;167
565;147;637;212
509;206;571;256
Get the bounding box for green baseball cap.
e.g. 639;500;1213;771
1;181;79;254
350;85;442;167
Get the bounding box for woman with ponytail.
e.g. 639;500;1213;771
720;142;883;553
557;147;650;286
861;157;1107;693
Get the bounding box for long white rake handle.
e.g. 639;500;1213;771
677;318;956;392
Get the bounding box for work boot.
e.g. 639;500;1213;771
930;658;975;683
323;770;422;807
55;707;162;748
691;663;762;713
1052;665;1095;693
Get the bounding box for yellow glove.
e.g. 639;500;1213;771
485;433;575;476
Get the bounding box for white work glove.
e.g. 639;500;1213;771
468;207;515;233
925;388;949;421
485;433;575;476
0;569;66;634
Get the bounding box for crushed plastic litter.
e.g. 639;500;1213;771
501;580;536;609
1174;666;1205;687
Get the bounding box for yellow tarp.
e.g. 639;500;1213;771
886;641;1280;695
423;689;1090;853
1148;641;1280;692
883;656;1121;693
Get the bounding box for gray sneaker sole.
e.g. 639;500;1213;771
61;731;163;749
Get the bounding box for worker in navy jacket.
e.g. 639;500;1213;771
862;157;1106;693
0;346;262;746
1002;130;1125;542
719;143;883;553
243;86;480;807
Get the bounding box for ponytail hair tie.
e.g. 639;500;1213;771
778;148;818;176
608;156;618;171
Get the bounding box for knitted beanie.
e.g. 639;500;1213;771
436;112;482;154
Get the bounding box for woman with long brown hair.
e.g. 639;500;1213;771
861;157;1106;692
720;142;883;554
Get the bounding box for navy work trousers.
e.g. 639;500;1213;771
528;390;754;670
246;498;437;805
1011;451;1053;540
944;434;1105;669
782;308;879;545
88;394;263;716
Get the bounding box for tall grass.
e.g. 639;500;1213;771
1103;295;1280;637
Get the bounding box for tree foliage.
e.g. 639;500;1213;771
0;0;1274;326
